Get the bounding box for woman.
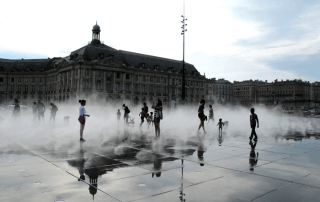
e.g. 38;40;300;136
79;100;90;141
197;99;206;134
152;99;163;138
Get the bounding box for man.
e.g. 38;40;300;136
36;99;46;121
249;108;259;141
49;103;58;123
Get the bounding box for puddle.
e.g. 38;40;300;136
138;184;146;186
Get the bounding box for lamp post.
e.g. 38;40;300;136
181;0;187;102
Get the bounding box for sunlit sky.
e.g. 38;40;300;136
1;0;319;82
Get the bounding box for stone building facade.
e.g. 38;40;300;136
0;23;206;108
206;78;233;105
233;80;263;106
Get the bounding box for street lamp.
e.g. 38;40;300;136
181;0;187;101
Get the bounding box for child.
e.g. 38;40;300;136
139;108;146;126
147;112;154;128
117;109;121;122
197;99;207;134
208;105;214;124
217;118;224;132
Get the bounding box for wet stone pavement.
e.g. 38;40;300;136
1;133;320;202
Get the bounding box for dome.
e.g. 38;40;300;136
92;23;100;32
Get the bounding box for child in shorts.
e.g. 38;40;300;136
139;108;147;126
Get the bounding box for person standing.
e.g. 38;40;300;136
32;102;37;122
79;100;90;141
122;104;130;124
249;108;259;141
117;109;121;122
152;99;163;138
197;99;206;134
12;99;20;118
49;103;58;123
208;105;214;124
36;99;46;121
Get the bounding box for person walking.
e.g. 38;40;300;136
152;99;163;138
249;108;259;141
79;100;90;141
36;99;46;121
117;109;121;122
197;99;206;134
49;103;58;123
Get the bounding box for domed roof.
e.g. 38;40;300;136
92;22;100;32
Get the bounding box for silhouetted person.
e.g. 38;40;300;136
249;108;259;141
249;140;259;171
143;102;148;115
32;102;37;122
117;109;121;122
208;104;214;124
49;103;58;123
122;104;130;124
12;99;20;118
152;99;163;138
36;99;46;121
79;100;90;141
139;108;146;127
197;99;207;134
217;118;224;132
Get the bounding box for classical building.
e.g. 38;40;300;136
0;23;207;108
206;78;233;105
233;80;263;106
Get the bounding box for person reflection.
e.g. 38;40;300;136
217;131;224;146
152;153;162;178
197;132;206;166
77;142;86;181
249;140;259;171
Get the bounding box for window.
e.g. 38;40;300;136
163;78;167;84
116;82;120;92
135;75;139;81
134;84;138;92
84;79;89;89
172;78;175;85
179;79;181;85
32;78;35;82
96;80;101;90
116;72;120;78
190;81;193;86
190;89;194;95
156;86;160;94
96;71;101;77
18;78;21;83
163;87;167;94
126;74;130;80
32;85;35;92
172;88;176;95
125;83;130;92
11;78;14;82
85;69;89;76
201;82;203;87
106;78;111;92
25;78;28;83
150;76;153;82
18;85;21;92
142;76;146;82
39;85;43;92
40;78;43;82
157;77;160;83
0;78;3;82
24;85;28;92
142;85;146;93
196;82;198;87
10;85;14;92
195;89;199;95
0;85;3;91
149;85;153;93
201;89;204;95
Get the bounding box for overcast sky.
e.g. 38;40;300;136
0;0;319;82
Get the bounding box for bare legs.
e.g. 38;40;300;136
155;121;160;137
198;119;206;133
80;123;85;139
